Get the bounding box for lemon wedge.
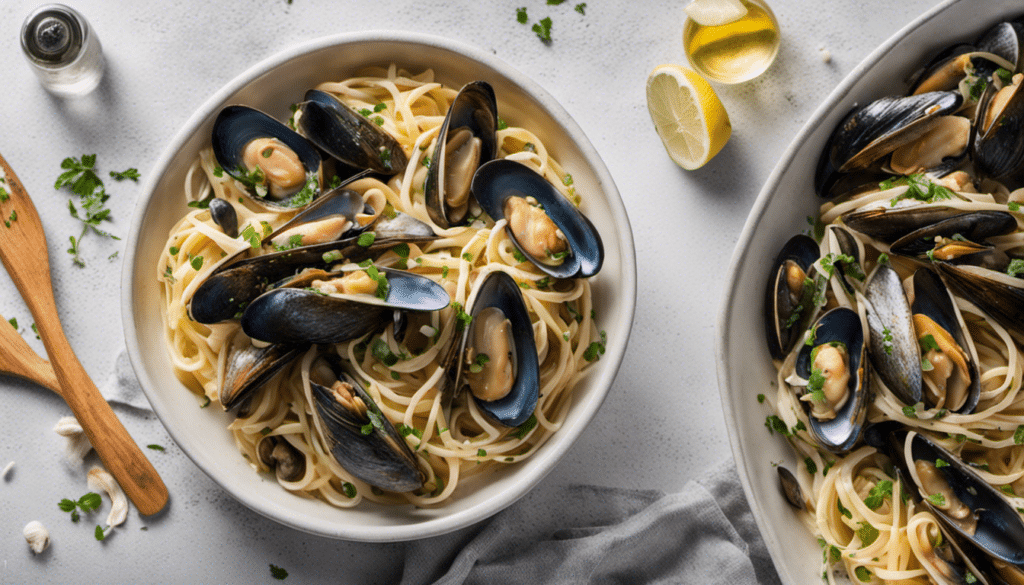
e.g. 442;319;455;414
646;64;732;170
685;0;748;27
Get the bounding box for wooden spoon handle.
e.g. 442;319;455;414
0;313;61;393
0;154;168;515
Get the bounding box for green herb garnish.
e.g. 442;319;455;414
863;480;893;510
270;564;288;580
532;17;553;42
58;492;102;522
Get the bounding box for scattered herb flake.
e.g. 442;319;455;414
109;168;140;182
532;17;553;42
575;3;586;14
270;564;288;580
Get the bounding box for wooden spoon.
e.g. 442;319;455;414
0;152;168;515
0;313;60;393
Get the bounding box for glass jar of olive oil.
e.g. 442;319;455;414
683;0;780;84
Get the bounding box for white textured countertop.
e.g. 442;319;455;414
0;0;940;582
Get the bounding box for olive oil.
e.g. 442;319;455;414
683;0;780;84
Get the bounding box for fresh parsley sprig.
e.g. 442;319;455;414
58;492;102;522
55;155;126;267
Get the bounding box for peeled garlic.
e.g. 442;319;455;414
2;460;13;479
23;521;49;554
87;466;128;527
53;416;93;462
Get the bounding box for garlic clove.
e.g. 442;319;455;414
23;520;50;554
87;466;128;527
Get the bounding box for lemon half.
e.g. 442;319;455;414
646;64;731;170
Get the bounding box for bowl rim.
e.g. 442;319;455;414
715;0;964;581
121;30;636;541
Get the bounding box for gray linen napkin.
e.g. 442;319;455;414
400;460;781;585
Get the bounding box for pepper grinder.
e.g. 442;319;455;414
21;4;105;97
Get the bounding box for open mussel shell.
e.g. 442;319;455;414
425;81;498;228
795;307;870;453
912;269;981;414
445;271;539;428
890;211;1017;258
887;430;1024;566
219;329;307;410
472;159;603;279
865;262;922;405
297;89;408;175
814;91;963;197
909;50;1013;96
187;183;435;324
975;73;1024;182
934;261;1024;339
211;105;323;210
240;267;450;345
843;205;967;244
763;234;819;360
309;357;424;492
256;435;306;483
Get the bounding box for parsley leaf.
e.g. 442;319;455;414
109;168;140;182
1007;258;1024;278
511;414;538;439
854;566;872;582
269;564;288;580
928;493;947;506
863;480;892;510
516;7;528;23
532;16;553;42
575;3;586;14
55;155;122;266
857;522;879;546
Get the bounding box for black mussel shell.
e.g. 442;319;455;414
842;205;966;244
211;105;323;210
912;269;980;414
240;268;450;345
795;307;870;453
815;91;962;197
864;262;922;406
975;75;1024;182
935;261;1024;339
764;234;819;360
298;90;408;175
777;466;805;511
208;198;238;238
220;333;306;410
890;211;1017;258
425;81;498;228
472;159;603;279
310;361;424;492
887;430;1024;565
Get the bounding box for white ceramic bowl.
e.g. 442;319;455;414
122;32;635;541
717;0;1023;582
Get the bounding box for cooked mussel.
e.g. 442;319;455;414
934;261;1024;338
425;81;498;228
297;89;408;175
794;307;870;453
212;105;324;210
864;262;923;405
888;430;1024;566
815;91;963;197
843;205;967;244
890;211;1017;259
764;234;819;360
208;197;238;238
220;329;306;410
309;356;424;492
911;269;981;414
443;270;540;428
975;72;1024;183
187;184;435;324
257;435;306;482
472;159;603;279
240;266;450;345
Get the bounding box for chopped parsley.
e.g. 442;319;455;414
935;458;949;468
511;414;538;439
880;173;954;206
764;415;791;437
837;498;852;519
583;330;607;361
187;194;214;209
806;367;827;403
805;457;817;475
58;492;102;523
462;251;473;262
372;338;400;367
996;67;1014;85
757;393;766;404
269;564;288;580
322;250;344;264
902;404;919;418
854;566;872;582
273;234;304;252
239;224;262;249
477;449;487;457
1010;201;1021;212
512;248;528;263
109;168;141;182
562;173;574;186
357;231;377;247
497;117;509;130
1015;424;1024;445
919;334;940;353
1007;258;1024;278
575;3;586;14
927;493;947;506
856;522;879;546
147;444;165;452
452;301;473;331
7;317;17;329
547;0;565;4
881;326;893;355
373;102;387;113
966;75;988;101
342;482;357;498
468;353;490;374
55;154;123;266
532;16;553;42
397;424;423;440
189;254;204;270
379;148;393;171
95;525;109;541
863;480;892;510
516;7;528;22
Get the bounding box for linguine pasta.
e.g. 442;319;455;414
157;65;603;507
769;175;1024;584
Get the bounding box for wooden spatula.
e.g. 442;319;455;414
0;152;168;515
